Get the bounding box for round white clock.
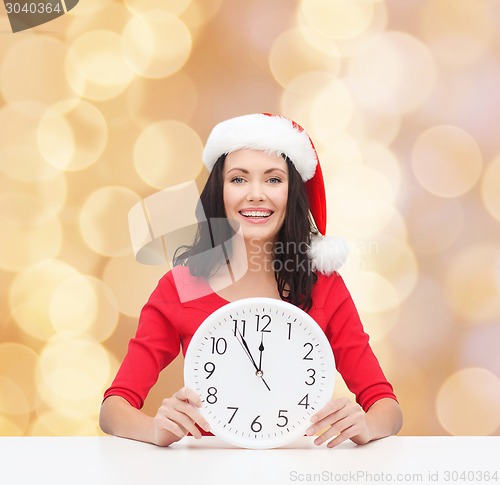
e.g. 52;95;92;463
184;297;335;449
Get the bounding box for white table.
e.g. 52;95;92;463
1;436;499;484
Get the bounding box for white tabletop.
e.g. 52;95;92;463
1;436;499;485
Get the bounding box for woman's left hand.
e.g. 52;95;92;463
306;397;372;448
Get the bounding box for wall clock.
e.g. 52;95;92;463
184;297;335;449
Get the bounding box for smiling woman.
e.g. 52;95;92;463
99;113;402;449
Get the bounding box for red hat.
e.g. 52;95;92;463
202;113;348;274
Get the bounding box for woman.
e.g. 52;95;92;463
99;113;403;448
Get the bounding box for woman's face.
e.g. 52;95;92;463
223;149;289;245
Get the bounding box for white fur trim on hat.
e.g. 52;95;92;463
202;114;318;181
308;235;349;275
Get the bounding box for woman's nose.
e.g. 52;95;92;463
246;182;266;201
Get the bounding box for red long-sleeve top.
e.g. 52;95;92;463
104;266;397;414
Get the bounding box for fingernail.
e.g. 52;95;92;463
314;437;322;446
305;427;314;436
310;415;318;423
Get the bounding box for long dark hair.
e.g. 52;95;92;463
173;154;318;311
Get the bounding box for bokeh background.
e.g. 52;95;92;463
1;0;500;438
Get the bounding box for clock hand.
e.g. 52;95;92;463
235;329;271;391
258;332;264;372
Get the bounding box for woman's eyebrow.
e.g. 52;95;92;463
226;167;287;175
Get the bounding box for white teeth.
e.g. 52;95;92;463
240;211;272;218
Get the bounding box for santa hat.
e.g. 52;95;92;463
202;113;348;274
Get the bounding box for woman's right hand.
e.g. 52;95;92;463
153;386;211;446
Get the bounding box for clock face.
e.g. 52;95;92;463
184;297;335;449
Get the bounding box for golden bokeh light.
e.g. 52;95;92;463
444;244;500;324
65;30;136;101
481;154;500;223
0;36;73;109
133;120;203;189
348;32;437;113
30;410;101;436
419;0;495;66
122;11;192;79
125;0;192;16
50;275;119;342
9;260;82;340
37;335;111;404
269;28;341;89
36;99;108;172
102;253;167;317
299;0;375;41
79;186;141;257
412;125;483;198
436;367;500;435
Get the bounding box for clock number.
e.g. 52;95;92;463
250;415;263;433
206;387;218;404
255;314;271;332
204;362;215;379
210;337;227;355
227;406;239;424
276;409;289;427
287;322;292;340
298;394;310;409
305;368;316;386
303;342;314;360
233;319;246;337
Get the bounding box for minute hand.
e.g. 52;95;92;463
235;329;271;391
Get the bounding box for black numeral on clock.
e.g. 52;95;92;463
210;337;227;355
298;394;309;409
204;362;215;379
206;387;218;404
276;409;288;427
303;342;314;360
233;319;246;337
251;415;263;432
305;368;316;386
255;314;271;332
227;406;238;423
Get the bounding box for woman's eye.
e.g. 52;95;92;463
231;177;245;184
268;177;282;184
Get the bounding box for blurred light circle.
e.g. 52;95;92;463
346;77;401;145
481;154;500;223
269;28;341;88
133;120;203;189
30;410;101;436
0;36;73;107
9;260;80;341
310;79;354;142
437;367;500;435
348;31;436;113
344;271;400;313
79;186;141;257
300;0;375;41
103;253;167;317
406;193;464;254
0;104;62;183
65;30;135;101
37;335;111;402
0;217;62;272
444;244;500;323
50;275;119;342
280;71;334;129
124;0;192;16
420;0;494;67
36;100;108;172
327;166;398;238
461;323;500;378
362;143;401;195
122;11;192;79
0;415;25;436
412;125;483;198
0;343;39;415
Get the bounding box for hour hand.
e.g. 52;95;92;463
258;332;264;372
